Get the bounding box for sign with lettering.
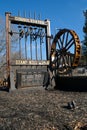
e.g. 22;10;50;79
15;60;50;65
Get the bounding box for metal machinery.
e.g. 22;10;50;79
50;29;81;75
5;12;81;90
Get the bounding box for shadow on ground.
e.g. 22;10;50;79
0;86;9;92
55;76;87;92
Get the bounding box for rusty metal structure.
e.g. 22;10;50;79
50;29;81;74
5;12;81;90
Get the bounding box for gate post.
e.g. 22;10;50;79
45;19;51;60
5;12;11;89
5;12;16;90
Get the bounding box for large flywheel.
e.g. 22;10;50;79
50;29;81;74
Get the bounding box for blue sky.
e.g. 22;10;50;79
0;0;87;42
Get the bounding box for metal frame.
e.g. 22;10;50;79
5;12;51;89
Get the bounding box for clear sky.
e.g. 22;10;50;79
0;0;87;42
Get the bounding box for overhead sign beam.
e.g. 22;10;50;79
9;16;49;27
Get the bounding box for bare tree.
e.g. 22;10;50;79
0;17;6;78
0;17;19;78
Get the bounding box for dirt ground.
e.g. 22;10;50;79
0;86;87;130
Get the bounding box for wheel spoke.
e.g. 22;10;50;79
65;37;74;49
61;33;65;47
59;37;63;48
66;41;74;51
65;32;69;47
57;40;61;49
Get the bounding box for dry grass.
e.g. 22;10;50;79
0;86;87;130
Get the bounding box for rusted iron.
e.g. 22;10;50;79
50;29;81;74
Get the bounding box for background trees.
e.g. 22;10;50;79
0;18;6;78
82;10;87;65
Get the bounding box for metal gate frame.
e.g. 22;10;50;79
5;12;51;90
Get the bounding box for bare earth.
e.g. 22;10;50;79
0;86;87;130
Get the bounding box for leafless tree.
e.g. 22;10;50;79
0;17;6;78
0;17;19;78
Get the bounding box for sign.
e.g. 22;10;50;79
15;60;50;65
